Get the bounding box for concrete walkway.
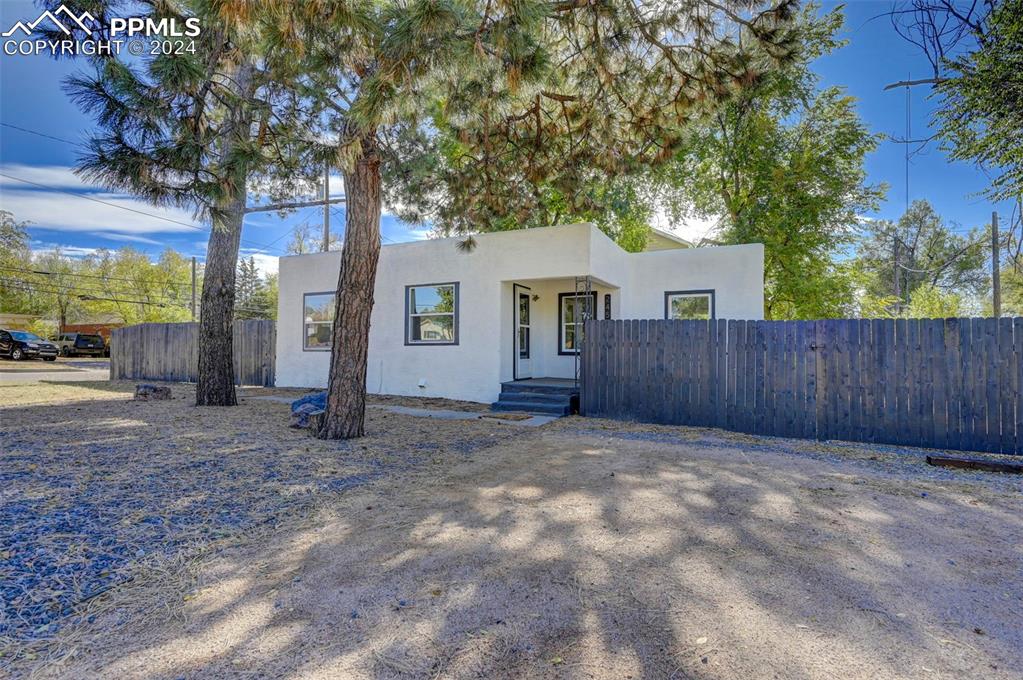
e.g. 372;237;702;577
0;358;110;383
249;396;559;427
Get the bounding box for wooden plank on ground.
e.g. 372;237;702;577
926;455;1023;474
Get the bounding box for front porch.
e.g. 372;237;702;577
491;377;580;416
501;276;619;387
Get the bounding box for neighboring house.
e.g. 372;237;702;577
276;222;764;404
0;313;36;330
60;322;123;344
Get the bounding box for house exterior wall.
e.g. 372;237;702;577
276;223;764;403
623;243;764;320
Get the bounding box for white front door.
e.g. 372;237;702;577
515;288;532;379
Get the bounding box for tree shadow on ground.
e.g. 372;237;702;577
5;393;1023;680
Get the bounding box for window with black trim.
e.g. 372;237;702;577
303;292;335;350
558;291;597;354
664;290;715;320
406;282;458;344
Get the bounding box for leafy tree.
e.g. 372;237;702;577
1002;266;1023;316
64;0;313;405
32;250;83;331
658;7;883;319
935;0;1023;202
235;256;275;319
852;200;987;314
237;0;799;438
82;248;194;324
906;284;964;318
286;222;341;255
0;210;35;313
889;0;1021;203
260;272;279;321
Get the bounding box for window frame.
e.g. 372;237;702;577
302;291;336;352
663;289;716;320
557;291;598;355
404;281;460;346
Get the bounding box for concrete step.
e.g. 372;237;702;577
490;400;570;416
500;381;579;396
496;391;572;405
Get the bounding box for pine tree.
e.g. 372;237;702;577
227;0;799;438
64;1;314;406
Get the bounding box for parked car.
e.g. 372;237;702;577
0;329;58;361
51;332;108;357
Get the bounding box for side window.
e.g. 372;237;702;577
303;292;335;350
665;290;715;320
405;283;459;345
558;292;597;354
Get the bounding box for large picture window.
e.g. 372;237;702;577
406;282;458;345
303;292;335;350
558;291;597;354
664;290;715;320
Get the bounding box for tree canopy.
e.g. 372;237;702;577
656;6;883;319
222;0;801;438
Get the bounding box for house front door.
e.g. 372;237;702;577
515;288;532;379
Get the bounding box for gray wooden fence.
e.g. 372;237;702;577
580;318;1023;455
110;320;276;387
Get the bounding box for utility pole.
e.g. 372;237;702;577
992;211;1001;317
893;237;901;308
322;162;331;252
190;256;197;321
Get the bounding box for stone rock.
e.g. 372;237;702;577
134;384;172;401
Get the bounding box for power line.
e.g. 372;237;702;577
1;277;192;306
0;264;191;287
0;122;86;148
2;121;345;256
0;172;289;256
0;280;186;308
1;279;274;316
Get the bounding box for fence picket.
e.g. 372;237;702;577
110;321;275;386
579;317;1021;455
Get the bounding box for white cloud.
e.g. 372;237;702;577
650;204;722;244
30;243;101;259
0;164;84;189
91;232;166;246
0;163;202;237
238;249;279;275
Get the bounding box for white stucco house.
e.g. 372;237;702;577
275;222;764;408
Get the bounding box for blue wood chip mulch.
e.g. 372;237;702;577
0;398;507;650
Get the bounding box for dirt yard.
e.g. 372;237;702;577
2;380;1022;679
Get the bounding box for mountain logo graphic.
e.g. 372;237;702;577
2;5;96;38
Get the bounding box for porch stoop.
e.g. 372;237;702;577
491;378;580;416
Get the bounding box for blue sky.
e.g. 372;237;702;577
0;1;1013;274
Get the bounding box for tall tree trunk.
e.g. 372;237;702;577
195;60;253;406
195;202;245;405
319;134;382;439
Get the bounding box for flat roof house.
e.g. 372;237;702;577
276;222;764;405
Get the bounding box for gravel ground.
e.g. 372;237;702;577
0;381;517;670
3;383;1022;679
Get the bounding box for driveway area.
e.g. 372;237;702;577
1;381;1021;679
0;357;109;383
